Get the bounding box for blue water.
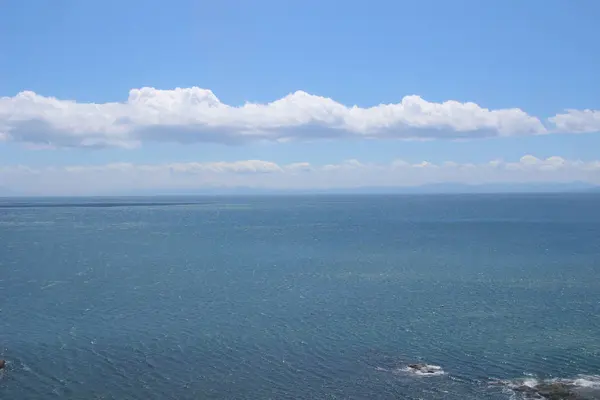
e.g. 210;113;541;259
1;194;600;399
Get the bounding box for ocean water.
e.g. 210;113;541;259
1;194;600;399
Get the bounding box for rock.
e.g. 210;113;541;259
509;381;580;400
0;359;5;369
496;377;586;400
535;382;578;400
512;385;538;395
407;363;440;374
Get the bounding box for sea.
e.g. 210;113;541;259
1;194;599;399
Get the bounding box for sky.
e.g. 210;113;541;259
1;0;600;195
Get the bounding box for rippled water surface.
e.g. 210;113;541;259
1;194;600;399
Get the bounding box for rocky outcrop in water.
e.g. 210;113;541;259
508;381;583;399
0;359;5;370
407;363;443;375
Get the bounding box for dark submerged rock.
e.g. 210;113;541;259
513;384;538;395
407;363;440;374
0;359;5;369
506;380;582;400
535;382;578;400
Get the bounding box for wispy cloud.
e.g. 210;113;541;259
4;87;597;148
2;155;599;195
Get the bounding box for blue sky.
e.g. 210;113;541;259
1;0;600;194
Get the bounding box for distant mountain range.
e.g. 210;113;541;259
2;182;599;197
106;182;599;196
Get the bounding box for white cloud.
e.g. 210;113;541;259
504;155;571;171
0;87;569;148
549;109;600;133
284;162;313;172
169;160;283;174
1;155;599;195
